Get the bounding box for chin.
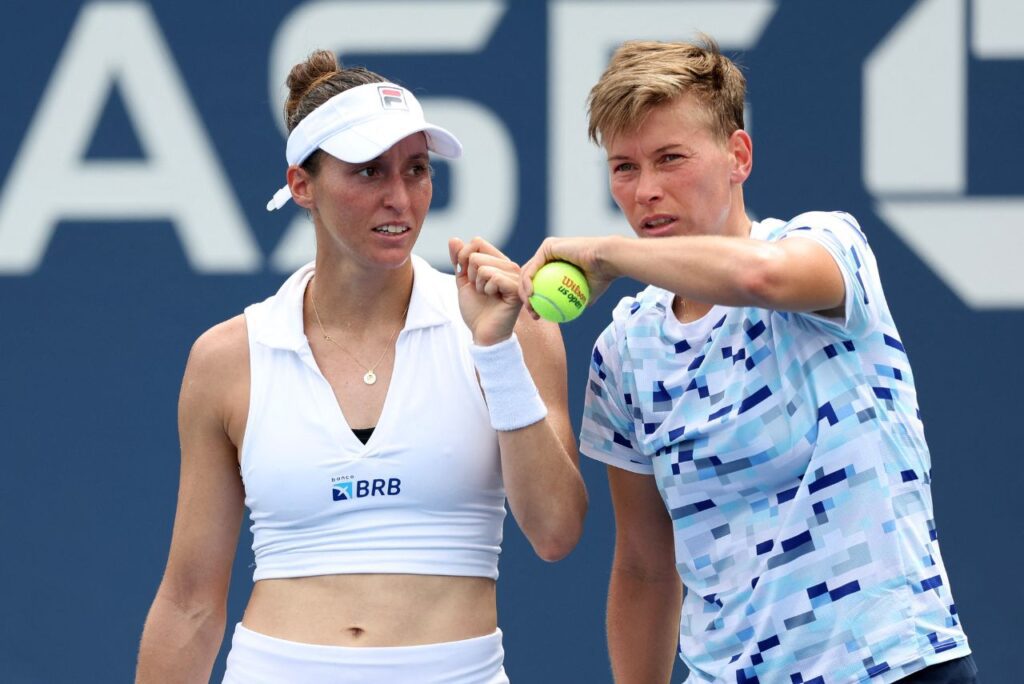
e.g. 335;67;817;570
374;250;414;270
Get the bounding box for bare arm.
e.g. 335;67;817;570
449;237;588;562
606;466;682;684
496;310;587;561
136;318;248;683
521;233;845;316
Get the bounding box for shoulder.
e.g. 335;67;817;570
188;315;248;370
177;315;251;448
182;315;250;404
771;211;868;244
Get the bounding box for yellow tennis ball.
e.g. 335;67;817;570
529;261;590;323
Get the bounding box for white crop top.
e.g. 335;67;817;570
241;255;506;581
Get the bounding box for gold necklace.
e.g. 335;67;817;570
309;285;408;386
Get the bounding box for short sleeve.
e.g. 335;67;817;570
778;211;881;338
579;314;653;475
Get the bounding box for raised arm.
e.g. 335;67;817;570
449;237;587;562
606;466;682;684
136;317;249;683
521;232;845;317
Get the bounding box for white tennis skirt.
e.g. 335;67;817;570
222;622;510;683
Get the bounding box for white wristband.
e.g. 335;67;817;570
469;334;548;432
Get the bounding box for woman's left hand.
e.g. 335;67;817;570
449;237;523;346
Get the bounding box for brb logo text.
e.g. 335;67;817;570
332;475;402;502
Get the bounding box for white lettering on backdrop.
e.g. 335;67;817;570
0;2;260;274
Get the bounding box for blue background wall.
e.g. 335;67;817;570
1;1;1019;681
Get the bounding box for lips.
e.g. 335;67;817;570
637;215;678;236
372;223;410;235
641;215;676;229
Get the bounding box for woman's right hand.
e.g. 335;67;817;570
449;236;524;347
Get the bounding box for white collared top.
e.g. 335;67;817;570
241;255;505;581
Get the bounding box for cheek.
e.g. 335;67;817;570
683;170;724;201
415;179;433;213
322;189;369;229
609;179;633;209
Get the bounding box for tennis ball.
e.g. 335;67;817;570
529;261;590;323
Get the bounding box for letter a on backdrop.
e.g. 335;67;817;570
0;1;260;274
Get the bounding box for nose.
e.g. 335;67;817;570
634;168;663;205
382;170;411;213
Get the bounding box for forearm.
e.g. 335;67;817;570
136;593;226;684
469;320;587;562
602;234;777;307
607;564;682;684
597;232;846;314
498;419;587;561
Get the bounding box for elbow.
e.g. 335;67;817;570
534;533;580;563
152;576;229;627
532;507;587;563
154;588;226;628
516;464;588;562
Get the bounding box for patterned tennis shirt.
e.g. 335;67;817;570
580;212;971;683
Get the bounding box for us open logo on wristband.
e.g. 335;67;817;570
378;86;407;110
332;475;402;501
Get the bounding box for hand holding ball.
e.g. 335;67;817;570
529;261;590;323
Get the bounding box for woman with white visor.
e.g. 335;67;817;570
136;49;587;683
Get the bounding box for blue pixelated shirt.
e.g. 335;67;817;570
581;212;970;683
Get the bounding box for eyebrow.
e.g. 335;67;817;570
608;144;685;161
364;151;430;164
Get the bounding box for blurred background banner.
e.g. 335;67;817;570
1;1;1019;681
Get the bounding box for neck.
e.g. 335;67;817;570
674;295;714;323
308;256;414;330
725;187;752;239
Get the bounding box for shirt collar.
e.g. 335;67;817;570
253;254;451;352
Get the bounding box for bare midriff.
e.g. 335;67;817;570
242;574;497;646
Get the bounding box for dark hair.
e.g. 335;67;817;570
283;49;386;173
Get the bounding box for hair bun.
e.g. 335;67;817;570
285;50;341;124
282;51;386;134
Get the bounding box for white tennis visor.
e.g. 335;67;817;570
266;82;462;211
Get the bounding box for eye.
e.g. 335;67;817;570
356;166;381;178
612;162;637;173
660;153;684;164
407;162;433;178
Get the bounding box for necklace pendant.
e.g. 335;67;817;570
363;370;377;385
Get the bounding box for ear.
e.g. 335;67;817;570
287;165;316;210
728;129;753;184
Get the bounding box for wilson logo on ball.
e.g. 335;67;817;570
561;275;588;306
530;261;591;323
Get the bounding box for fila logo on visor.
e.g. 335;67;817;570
378;86;407;110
